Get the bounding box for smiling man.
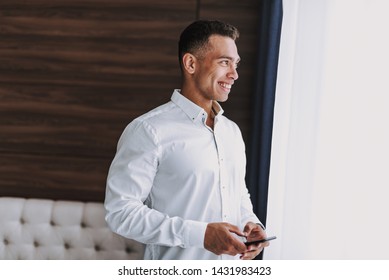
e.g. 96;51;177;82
105;20;269;260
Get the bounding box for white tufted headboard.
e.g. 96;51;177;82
0;197;144;260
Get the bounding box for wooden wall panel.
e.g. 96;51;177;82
0;0;196;159
0;154;108;201
0;0;261;202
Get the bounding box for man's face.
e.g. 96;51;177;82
193;35;240;103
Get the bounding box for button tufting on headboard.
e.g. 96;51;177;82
0;197;145;260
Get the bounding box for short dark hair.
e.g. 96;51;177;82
178;20;239;69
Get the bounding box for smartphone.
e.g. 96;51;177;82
244;236;277;246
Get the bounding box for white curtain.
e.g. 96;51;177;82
265;0;389;259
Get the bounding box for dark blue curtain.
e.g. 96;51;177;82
247;0;283;232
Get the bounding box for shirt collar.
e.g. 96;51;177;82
171;89;224;123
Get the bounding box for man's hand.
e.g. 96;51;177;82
240;222;269;260
204;222;247;256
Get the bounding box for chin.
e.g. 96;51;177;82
217;93;230;102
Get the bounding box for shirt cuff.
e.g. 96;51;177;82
184;220;208;248
257;222;266;230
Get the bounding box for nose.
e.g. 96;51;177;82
228;65;239;81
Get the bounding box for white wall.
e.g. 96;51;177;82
265;0;389;259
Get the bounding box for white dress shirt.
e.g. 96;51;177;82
105;89;261;260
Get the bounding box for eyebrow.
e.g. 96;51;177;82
218;56;241;63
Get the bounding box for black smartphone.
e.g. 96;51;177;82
244;236;277;246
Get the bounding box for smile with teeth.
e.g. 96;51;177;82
218;82;232;90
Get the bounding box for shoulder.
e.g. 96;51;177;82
218;115;243;135
136;102;176;123
119;101;178;144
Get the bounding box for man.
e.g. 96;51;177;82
105;20;269;260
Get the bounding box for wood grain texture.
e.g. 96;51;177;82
0;0;261;202
0;154;109;201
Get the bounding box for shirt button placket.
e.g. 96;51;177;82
215;131;228;222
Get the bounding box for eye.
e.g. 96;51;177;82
220;60;229;66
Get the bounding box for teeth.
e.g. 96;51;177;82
219;82;232;89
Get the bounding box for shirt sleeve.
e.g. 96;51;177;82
104;119;207;248
240;185;263;228
234;125;263;229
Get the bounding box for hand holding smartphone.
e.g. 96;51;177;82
244;236;277;246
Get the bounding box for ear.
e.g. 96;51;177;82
182;53;197;74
